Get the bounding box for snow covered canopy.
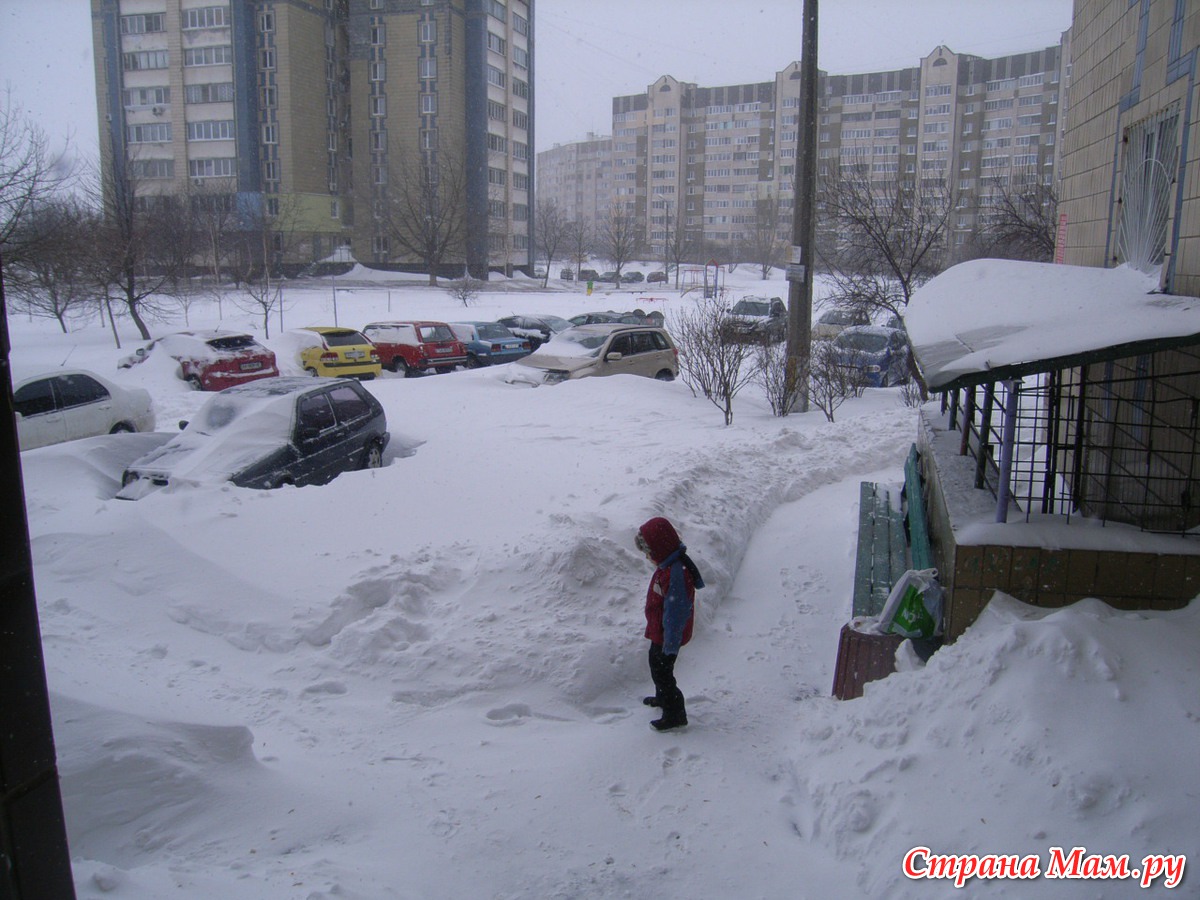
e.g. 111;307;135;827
904;259;1200;392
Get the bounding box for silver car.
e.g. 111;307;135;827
510;324;679;385
13;369;155;451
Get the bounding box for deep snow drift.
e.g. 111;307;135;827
10;270;1196;898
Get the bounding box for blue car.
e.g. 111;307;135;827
449;322;533;368
832;325;910;387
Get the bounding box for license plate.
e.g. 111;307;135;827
435;348;451;354
240;361;263;371
346;350;365;360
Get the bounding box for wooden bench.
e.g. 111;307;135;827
834;444;935;700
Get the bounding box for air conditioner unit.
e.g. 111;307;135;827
152;106;165;116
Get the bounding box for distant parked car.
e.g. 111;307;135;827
646;271;668;284
578;269;600;282
14;369;155;451
568;311;628;326
362;320;467;376
723;296;787;342
831;325;910;387
812;308;871;341
599;271;619;283
496;314;574;351
560;268;576;281
624;271;644;283
117;377;388;498
293;327;381;380
509;323;678;385
447;322;532;367
119;330;279;391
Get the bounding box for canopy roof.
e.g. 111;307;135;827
903;259;1200;391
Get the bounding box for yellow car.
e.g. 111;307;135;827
295;327;381;380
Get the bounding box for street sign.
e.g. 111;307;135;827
786;263;807;283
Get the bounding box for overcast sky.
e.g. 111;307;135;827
1;0;1075;164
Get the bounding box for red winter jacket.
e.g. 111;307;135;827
640;517;698;652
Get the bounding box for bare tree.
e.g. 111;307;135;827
737;192;787;280
7;196;99;332
188;178;240;285
753;337;804;417
598;207;642;287
446;277;482;306
380;146;469;286
0;91;71;285
975;168;1058;262
232;193;300;338
535;199;569;287
565;219;591;281
673;291;757;425
805;339;865;423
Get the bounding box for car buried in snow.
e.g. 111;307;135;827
447;321;532;368
116;376;388;498
507;323;678;385
495;314;574;351
831;325;911;388
119;330;279;391
722;296;787;343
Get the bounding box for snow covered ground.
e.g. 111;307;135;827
10;267;1196;898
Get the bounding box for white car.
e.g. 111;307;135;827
13;369;156;451
509;323;679;384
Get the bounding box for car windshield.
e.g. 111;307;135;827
540;331;608;357
418;325;455;342
821;311;855;325
838;332;889;353
475;323;512;340
190;393;287;437
206;335;259;352
322;330;370;347
540;316;573;333
732;300;770;316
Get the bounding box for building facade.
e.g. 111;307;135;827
1058;0;1200;297
91;0;533;278
541;41;1067;266
535;132;611;241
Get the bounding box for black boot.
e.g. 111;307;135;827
643;696;662;707
651;711;687;731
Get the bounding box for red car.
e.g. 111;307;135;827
120;330;279;391
361;321;468;376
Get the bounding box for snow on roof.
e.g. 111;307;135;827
904;259;1200;391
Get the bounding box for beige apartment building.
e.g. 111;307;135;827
541;41;1067;265
91;0;534;278
536;132;611;243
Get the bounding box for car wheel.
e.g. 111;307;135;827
186;375;203;391
109;422;134;434
306;367;319;377
436;366;453;374
266;474;294;489
655;370;675;382
398;359;413;378
361;441;383;470
465;355;483;369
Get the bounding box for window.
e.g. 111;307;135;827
259;10;274;31
513;172;527;190
487;32;507;56
262;86;277;107
512;109;528;130
512;203;527;221
123;86;170;108
185;46;233;67
185;83;234;104
420;21;436;43
925;84;952;97
120;13;164;34
184;6;229;29
513;12;528;35
371;23;385;45
370;61;386;81
512;141;527;160
260;48;275;69
487;167;507;186
487;99;506;121
487;0;506;22
263;160;279;181
420;58;438;79
262;123;278;144
487;65;505;88
123;50;169;71
513;46;528;69
489;199;507;218
1116;110;1180;271
487;133;507;153
126;123;171;143
131;158;175;178
187;120;235;141
371;96;386;116
188;157;236;178
421;129;437;149
373;165;387;185
421;94;437;114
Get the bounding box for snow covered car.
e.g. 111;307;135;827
509;323;678;385
13;369;155;451
496;314;574;351
831;325;910;387
812;308;871;341
723;296;787;342
293;327;381;380
361;320;468;375
119;330;279;391
447;322;532;368
116;377;388;498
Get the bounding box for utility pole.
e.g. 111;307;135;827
786;0;818;412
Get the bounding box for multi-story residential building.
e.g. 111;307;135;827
535;132;611;238
91;0;533;279
576;41;1067;264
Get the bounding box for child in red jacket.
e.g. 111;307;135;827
636;517;705;731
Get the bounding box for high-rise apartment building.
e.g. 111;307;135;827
542;41;1066;265
91;0;533;278
536;132;611;239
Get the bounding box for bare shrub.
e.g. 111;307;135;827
673;291;757;425
806;340;866;423
754;339;805;417
447;277;482;306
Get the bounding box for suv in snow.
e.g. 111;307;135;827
361;320;468;376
